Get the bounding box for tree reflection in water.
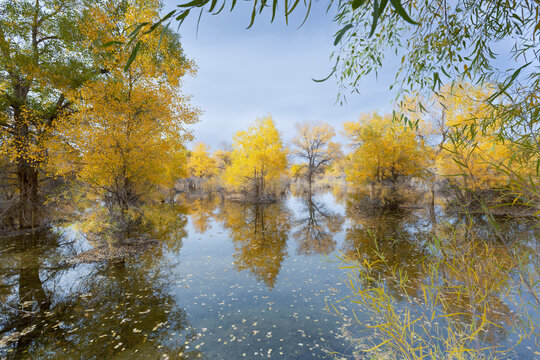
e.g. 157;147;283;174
180;194;221;234
0;214;202;359
216;201;291;289
340;196;539;355
293;195;344;256
342;204;431;299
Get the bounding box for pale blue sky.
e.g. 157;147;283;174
163;1;398;149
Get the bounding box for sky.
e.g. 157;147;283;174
163;0;399;149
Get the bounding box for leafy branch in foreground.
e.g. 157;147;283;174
334;219;538;360
120;0;418;73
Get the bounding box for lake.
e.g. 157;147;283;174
1;193;538;359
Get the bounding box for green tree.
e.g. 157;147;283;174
0;0;91;228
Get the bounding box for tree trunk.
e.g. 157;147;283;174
17;160;40;229
307;171;313;197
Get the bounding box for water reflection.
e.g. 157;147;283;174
428;220;536;347
0;226;200;359
0;193;537;359
293;196;344;256
141;203;189;253
340;196;539;357
216;201;291;289
0;232;68;359
180;195;220;234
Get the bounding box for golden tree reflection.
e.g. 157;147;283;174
181;195;221;234
342;205;430;298
338;201;539;358
216;201;291;289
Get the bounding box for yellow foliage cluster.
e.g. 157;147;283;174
290;163;307;179
344;113;430;189
436;84;513;191
224;116;288;198
188;143;218;178
51;0;199;208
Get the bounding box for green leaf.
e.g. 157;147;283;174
284;0;289;25
145;10;176;34
271;0;278;22
247;0;257;28
368;0;381;37
176;10;190;22
334;24;353;46
389;0;418;25
487;62;531;102
124;41;141;72
286;0;301;16
127;22;149;39
297;0;311;28
351;0;366;10
313;69;335;82
432;72;441;91
209;0;219;12
177;0;208;7
101;41;123;48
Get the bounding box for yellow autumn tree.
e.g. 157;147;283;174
436;84;513;202
344;113;430;207
290;163;307;180
53;0;198;226
213;149;232;172
188;143;217;179
224;116;288;201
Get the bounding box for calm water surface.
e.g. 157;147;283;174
0;193;538;359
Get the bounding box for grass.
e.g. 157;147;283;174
332;215;539;360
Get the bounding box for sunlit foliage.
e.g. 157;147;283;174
344;113;430;207
213;148;232;172
224;116;288;201
53;0;198;225
434;85;515;204
188;143;218;179
290;163;307;180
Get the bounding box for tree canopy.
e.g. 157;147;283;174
224;116;288;200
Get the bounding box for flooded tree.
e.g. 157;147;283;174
224;117;288;202
51;0;199;232
0;0;90;229
435;84;515;206
291;122;340;195
187;143;218;192
344;113;431;208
